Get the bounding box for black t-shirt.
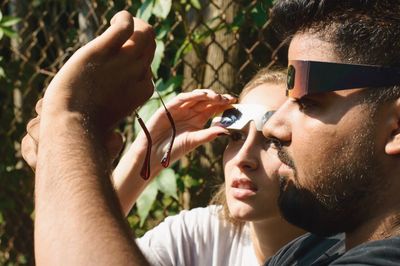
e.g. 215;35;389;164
265;233;400;265
329;236;400;265
265;233;345;266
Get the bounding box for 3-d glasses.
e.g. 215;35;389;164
287;60;400;99
211;104;275;131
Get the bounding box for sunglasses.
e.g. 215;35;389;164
135;89;175;180
211;104;275;131
287;60;400;99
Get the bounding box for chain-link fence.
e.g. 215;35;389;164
0;0;287;264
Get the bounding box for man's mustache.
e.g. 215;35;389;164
272;138;296;169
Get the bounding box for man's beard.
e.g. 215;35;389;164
276;122;385;237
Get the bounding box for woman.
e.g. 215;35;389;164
22;68;304;265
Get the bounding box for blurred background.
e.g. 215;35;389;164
0;0;287;264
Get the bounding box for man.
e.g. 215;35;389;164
33;11;155;265
264;0;400;264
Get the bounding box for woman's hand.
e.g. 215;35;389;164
113;89;236;215
130;89;236;176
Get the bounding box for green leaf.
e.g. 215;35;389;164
190;0;201;9
1;27;17;38
0;11;3;22
17;254;27;264
157;75;183;92
134;97;160;135
173;40;192;65
231;10;245;31
136;180;158;227
153;78;177;99
154;78;164;90
0;67;6;79
156;22;171;39
151;39;165;78
156;168;178;199
176;177;185;192
138;97;160;122
0;29;4;40
152;0;172;19
32;0;44;7
250;3;268;28
136;0;154;22
0;17;21;27
183;174;201;188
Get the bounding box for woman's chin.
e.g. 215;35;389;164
228;204;257;221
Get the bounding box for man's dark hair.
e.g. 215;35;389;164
270;0;400;102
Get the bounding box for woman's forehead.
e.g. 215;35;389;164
240;83;286;110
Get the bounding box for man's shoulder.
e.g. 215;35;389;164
265;233;345;266
266;234;400;266
329;236;400;266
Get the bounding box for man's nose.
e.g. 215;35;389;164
262;100;292;144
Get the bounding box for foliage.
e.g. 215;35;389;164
0;10;20;39
0;10;19;80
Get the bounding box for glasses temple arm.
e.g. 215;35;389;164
135;112;152;180
155;89;176;168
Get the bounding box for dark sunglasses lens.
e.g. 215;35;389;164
220;108;242;127
287;65;295;92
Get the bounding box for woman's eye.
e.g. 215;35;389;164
229;131;246;142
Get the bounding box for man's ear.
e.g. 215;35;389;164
385;98;400;155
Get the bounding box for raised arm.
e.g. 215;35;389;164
22;90;236;216
113;89;236;215
34;11;154;265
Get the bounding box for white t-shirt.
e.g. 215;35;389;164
136;205;259;266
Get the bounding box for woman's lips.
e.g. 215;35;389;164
231;178;258;199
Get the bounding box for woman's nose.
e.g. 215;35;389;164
263;100;292;144
234;125;259;171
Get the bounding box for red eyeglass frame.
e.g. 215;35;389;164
135;90;176;180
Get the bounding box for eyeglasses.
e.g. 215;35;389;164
135;89;176;180
211;104;275;131
287;60;400;99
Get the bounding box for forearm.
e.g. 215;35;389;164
35;111;148;265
